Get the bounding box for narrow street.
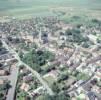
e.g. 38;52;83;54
6;66;19;100
2;39;54;98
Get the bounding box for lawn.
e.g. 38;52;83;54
43;75;56;87
76;73;90;81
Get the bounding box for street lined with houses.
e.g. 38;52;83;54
0;16;101;100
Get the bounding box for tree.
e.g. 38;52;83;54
19;51;23;59
37;94;53;100
55;92;70;100
0;40;2;47
82;42;89;48
51;82;60;94
4;82;11;90
58;73;68;83
0;91;5;100
21;49;55;73
92;19;100;24
65;28;86;43
97;38;101;43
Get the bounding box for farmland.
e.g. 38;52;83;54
0;0;101;20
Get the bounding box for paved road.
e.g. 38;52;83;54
21;62;54;95
2;40;19;100
6;66;19;100
0;76;9;79
67;73;95;93
2;40;54;96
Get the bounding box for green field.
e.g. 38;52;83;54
0;0;101;19
1;0;101;10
